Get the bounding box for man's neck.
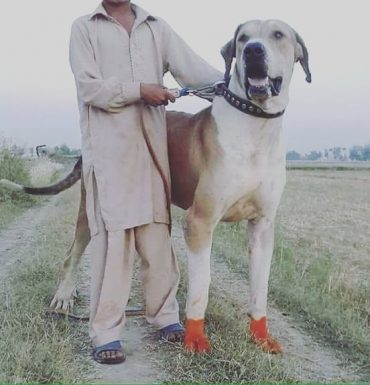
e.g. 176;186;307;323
102;1;133;18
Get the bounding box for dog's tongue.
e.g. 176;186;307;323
248;77;269;87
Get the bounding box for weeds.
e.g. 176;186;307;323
0;148;34;204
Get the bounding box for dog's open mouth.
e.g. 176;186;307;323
246;76;283;100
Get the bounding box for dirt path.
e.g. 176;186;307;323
0;196;59;283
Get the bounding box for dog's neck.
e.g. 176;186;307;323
228;73;289;115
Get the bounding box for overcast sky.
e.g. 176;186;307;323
0;0;369;154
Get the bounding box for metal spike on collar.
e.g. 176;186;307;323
220;84;285;119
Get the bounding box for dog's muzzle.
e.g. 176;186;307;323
243;42;282;100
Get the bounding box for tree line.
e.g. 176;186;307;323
287;144;370;161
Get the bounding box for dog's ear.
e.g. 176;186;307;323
294;31;312;83
221;25;241;85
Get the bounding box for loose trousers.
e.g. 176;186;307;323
89;197;180;347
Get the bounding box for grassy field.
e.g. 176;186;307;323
211;167;370;378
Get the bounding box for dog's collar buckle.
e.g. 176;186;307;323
220;84;285;119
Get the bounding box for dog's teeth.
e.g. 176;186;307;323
248;77;269;87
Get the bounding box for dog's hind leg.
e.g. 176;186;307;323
50;179;91;312
247;217;282;353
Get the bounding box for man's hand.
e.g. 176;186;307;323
140;84;176;107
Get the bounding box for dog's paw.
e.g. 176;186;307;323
249;316;282;354
184;319;211;353
50;286;78;312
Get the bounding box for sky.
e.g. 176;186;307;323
0;0;369;154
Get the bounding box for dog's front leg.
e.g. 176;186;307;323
248;217;282;353
183;204;215;353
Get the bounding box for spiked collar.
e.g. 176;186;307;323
216;83;285;119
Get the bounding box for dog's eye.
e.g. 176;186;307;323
273;31;284;39
238;34;249;43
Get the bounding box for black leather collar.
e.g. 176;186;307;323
216;83;285;119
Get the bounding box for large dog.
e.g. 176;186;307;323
1;20;310;354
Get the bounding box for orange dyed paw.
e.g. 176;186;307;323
249;316;282;354
184;319;211;353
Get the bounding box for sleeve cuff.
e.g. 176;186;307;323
121;82;141;104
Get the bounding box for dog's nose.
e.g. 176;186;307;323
244;42;266;59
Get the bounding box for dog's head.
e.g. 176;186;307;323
221;20;311;111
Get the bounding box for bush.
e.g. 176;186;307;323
0;148;33;203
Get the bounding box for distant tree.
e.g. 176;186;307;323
349;145;362;160
332;147;344;161
286;150;301;160
349;144;370;161
306;150;322;161
362;144;370;160
54;144;81;157
54;144;72;156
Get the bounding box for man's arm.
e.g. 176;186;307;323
70;20;175;111
161;20;223;90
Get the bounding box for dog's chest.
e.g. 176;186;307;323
211;102;285;220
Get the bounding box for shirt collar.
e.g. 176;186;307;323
89;2;156;23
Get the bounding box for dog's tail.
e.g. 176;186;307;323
0;156;82;195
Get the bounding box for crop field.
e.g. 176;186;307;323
279;167;370;281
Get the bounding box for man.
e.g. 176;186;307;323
70;0;222;364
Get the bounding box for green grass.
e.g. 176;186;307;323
153;274;287;384
211;220;370;380
0;148;39;229
0;188;90;383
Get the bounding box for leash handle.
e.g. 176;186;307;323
168;87;192;98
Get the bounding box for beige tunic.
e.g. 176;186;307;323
70;3;222;234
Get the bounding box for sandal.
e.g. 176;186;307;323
92;340;126;364
159;323;184;342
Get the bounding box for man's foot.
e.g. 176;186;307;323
92;340;126;364
159;322;184;342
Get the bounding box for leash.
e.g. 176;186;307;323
45;307;145;322
169;81;284;119
169;81;225;101
139;105;173;233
